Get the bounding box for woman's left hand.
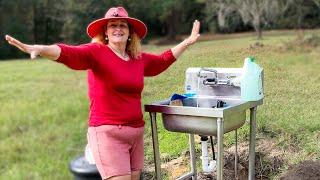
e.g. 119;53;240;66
185;20;200;46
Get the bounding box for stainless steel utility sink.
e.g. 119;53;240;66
145;67;264;180
145;97;262;136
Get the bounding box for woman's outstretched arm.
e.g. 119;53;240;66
5;35;61;60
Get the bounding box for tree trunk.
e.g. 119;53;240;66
45;17;49;44
32;2;38;43
166;10;177;40
253;14;262;39
297;5;302;29
218;2;227;30
166;14;176;40
165;8;180;41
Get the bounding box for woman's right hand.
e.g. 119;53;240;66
5;35;43;59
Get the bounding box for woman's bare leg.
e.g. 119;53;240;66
131;170;141;180
107;174;131;180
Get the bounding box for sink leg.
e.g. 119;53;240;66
217;118;224;180
248;107;257;180
150;112;161;180
189;134;197;180
235;129;238;179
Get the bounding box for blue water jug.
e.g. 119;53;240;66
240;57;264;101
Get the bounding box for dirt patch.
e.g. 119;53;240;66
197;138;286;180
142;152;190;180
279;160;320;180
161;155;190;179
142;138;287;180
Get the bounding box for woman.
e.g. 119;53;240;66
5;6;200;180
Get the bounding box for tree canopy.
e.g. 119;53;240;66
1;0;319;59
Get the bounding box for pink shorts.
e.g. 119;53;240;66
87;125;144;179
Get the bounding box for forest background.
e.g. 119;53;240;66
1;0;320;60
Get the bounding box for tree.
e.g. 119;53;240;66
32;0;67;44
236;0;288;39
0;0;35;59
2;0;320;60
215;0;290;39
150;0;205;41
283;0;320;29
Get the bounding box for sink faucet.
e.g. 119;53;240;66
196;68;218;107
198;68;219;86
199;68;236;86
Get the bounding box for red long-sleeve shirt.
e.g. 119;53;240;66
56;43;176;127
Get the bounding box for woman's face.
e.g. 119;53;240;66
105;19;129;44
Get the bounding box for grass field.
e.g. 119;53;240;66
1;30;320;179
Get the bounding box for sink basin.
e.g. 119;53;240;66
145;97;262;136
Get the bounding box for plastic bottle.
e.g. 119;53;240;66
240;57;264;101
185;84;197;97
184;69;197;97
85;144;95;164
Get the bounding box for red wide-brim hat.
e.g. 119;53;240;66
87;7;147;39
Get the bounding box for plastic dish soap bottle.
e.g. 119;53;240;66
185;84;197;97
240;57;264;101
184;68;197;97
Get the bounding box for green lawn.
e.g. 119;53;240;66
1;30;320;179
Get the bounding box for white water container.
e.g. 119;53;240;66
240;57;264;101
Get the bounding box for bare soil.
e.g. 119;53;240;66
142;138;320;180
196;138;286;180
143;138;286;180
279;160;320;180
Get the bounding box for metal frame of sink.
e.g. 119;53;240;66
145;99;262;180
145;67;263;180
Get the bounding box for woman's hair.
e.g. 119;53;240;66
91;25;142;59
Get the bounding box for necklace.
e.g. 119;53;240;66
107;45;129;61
